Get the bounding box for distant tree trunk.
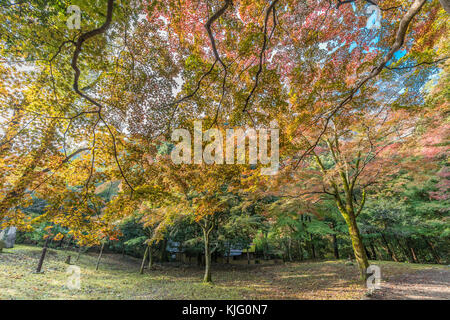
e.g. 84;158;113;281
394;235;413;262
148;246;154;269
410;246;419;263
203;229;212;282
36;236;50;273
226;242;230;264
332;234;339;259
406;238;419;263
364;245;372;260
160;238;168;262
287;238;293;262
197;216;216;283
310;239;316;259
423;237;442;264
63;235;73;249
380;233;398;262
76;246;82;262
140;245;149;274
306;216;316;259
95;243;105;271
298;239;304;261
369;243;377;260
247;250;250;264
263;231;269;260
197;252;202;266
58;235;64;248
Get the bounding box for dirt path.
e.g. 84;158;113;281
370;268;450;300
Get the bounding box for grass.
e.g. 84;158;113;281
0;244;446;300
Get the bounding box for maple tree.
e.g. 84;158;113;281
0;0;448;283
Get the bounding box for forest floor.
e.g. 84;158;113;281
367;268;450;300
0;244;448;300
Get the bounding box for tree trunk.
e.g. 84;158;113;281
410;246;419;263
380;233;398;262
423;237;442;264
58;235;64;248
140;245;149;274
406;238;419;263
160;238;168;262
364;245;372;260
344;213;369;280
287;238;293;262
310;240;316;259
76;246;82;262
264;234;269;260
148;246;154;269
306;216;316;259
332;233;339;259
369;243;377;260
226;242;230;264
298;239;304;261
95;243;105;271
36;236;50;273
394;235;413;262
203;230;212;283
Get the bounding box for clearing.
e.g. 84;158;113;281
0;245;448;300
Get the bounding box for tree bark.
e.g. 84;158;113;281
95;242;105;271
380;233;398;262
306;216;316;259
140;245;149;274
423;237;442;264
148;246;154;269
160;238;168;262
394;235;413;262
406;238;419;263
298;239;304;261
36;236;50;273
203;229;212;282
369;243;377;260
332;233;339;259
343;213;369;280
287;238;293;261
364;245;372;260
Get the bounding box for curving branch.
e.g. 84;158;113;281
242;0;279;114
205;0;232;70
69;0;135;194
293;0;428;169
204;0;233;127
385;56;449;70
337;0;404;11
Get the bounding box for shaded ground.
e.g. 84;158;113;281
369;268;450;300
0;245;447;300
